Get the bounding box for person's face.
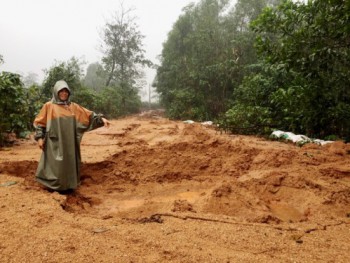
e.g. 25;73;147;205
58;88;69;101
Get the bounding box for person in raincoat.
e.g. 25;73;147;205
33;80;110;192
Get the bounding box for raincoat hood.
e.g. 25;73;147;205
51;80;71;104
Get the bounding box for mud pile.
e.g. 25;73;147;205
2;116;349;224
1;115;349;262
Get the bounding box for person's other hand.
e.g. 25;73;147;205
102;118;111;128
38;138;45;150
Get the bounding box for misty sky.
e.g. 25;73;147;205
0;0;199;88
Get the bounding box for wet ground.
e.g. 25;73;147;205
1;114;350;262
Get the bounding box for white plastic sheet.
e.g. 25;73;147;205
270;130;333;146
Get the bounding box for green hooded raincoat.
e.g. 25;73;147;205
33;80;104;191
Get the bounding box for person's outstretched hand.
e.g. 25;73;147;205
102;118;111;128
38;138;45;150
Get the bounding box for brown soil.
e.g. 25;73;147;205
1;114;350;262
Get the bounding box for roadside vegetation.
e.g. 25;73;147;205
1;0;349;146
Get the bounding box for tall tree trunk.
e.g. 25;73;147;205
105;60;116;87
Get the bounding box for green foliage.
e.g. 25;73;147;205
156;0;275;121
219;104;272;134
40;55;142;119
0;72;27;145
73;86;100;111
157;0;233;120
41;57;85;100
0;10;151;141
85;84;140;119
10;0;350;142
219;66;276;134
42;58;107;115
83;62;107;92
117;85;142;116
97;5;151;117
96;87;122;118
100;6;152;87
23;84;45;131
165;89;207;120
248;0;350;138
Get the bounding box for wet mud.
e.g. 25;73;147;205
1;115;350;262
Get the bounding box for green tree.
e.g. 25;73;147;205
23;83;44;132
99;3;152;115
250;0;350;138
100;4;151;87
157;0;234;120
0;72;26;146
156;0;278;121
83;62;107;92
41;57;85;101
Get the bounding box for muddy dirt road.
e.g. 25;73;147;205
1;114;349;262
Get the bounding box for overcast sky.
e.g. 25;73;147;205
0;0;200;87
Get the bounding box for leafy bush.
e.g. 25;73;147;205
219;104;272;134
0;72;27;145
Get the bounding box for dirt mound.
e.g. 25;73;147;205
1;116;350;262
